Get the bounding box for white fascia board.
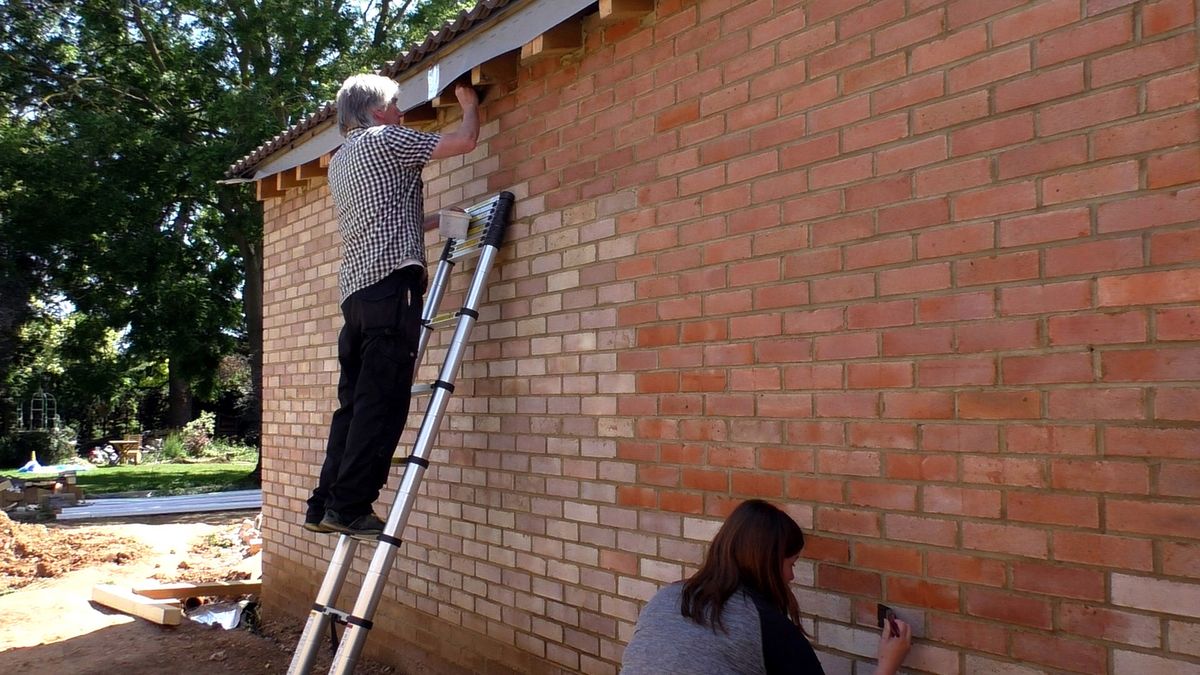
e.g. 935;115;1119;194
248;0;594;182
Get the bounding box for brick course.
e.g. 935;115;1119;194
259;1;1200;673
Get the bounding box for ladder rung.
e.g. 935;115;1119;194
427;312;460;329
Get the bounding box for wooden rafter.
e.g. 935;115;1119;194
520;19;583;64
599;0;654;23
471;51;520;87
276;168;305;190
297;158;328;181
432;76;475;108
256;176;286;201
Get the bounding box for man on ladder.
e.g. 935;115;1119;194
304;73;481;539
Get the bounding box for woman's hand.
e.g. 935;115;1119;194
873;618;912;675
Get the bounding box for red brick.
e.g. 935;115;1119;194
1051;459;1149;493
1102;347;1200;382
875;9;946;54
886;453;958;481
1053;531;1155;571
1014;561;1106;601
927;615;1008;655
886;577;960;612
964;587;1052;629
1043;160;1139;205
881;392;954;419
871;71;946;114
811;214;874;246
882;326;954;356
848;481;917;510
808;36;873;80
1097;186;1200;233
996;63;1085;112
1159;463;1200;498
951;112;1035;156
956;320;1039;353
1009;492;1099;527
1100;269;1200;307
1108;499;1200;538
808;93;871;133
913;90;990;134
948;44;1031;93
1048;311;1147;345
884;513;958;547
956;251;1040;286
1092;33;1195;87
1155;387;1200;421
1106;426;1200;459
954;181;1038;219
911;25;988;72
961;455;1045;487
915;157;992;196
877;198;951;235
1147;68;1200;111
925;551;1004;587
1039;85;1140;137
878;136;947;174
918;357;997;387
1058;603;1162;648
1012;631;1108;674
818;564;881;596
816;448;881;476
847;299;915;329
997;135;1088;180
847;362;913;389
846;237;915;271
1149;147;1200;190
999;281;1092;316
916;223;994;259
853;541;922;575
923;485;1001;518
992;0;1080;46
843;52;907;94
1002;352;1093;384
843;113;909;152
1095;110;1200;160
964;522;1050;558
1143;0;1196;35
848;421;918;450
958;390;1039;419
787;478;845;507
918;291;994;322
1157;307;1200;341
817;508;881;538
846;175;911;211
1163;541;1200;578
810;273;875;303
922;423;999;452
999;207;1091;248
1048;387;1146;420
1036;12;1133;67
1004;425;1092;456
879;263;952;296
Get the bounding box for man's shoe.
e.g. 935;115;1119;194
303;518;333;533
320;510;386;541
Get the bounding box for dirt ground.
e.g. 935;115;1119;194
0;509;394;674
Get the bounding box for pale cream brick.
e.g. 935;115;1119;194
1113;573;1200;618
1114;650;1195;674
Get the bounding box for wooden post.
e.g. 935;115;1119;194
255;176;285;200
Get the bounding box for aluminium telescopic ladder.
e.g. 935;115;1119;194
289;191;515;675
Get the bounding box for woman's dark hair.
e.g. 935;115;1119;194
680;499;805;630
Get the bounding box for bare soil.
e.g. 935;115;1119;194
0;510;394;674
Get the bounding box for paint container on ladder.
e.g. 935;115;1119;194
439;208;470;240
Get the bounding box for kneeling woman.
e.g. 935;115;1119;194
622;500;911;675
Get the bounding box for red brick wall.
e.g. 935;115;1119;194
260;1;1200;672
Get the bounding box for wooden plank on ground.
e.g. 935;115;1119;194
92;585;183;625
131;579;262;600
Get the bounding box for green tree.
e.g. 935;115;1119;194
1;0;476;463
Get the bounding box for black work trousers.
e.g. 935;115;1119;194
307;265;425;521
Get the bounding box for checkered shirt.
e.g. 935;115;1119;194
328;124;441;303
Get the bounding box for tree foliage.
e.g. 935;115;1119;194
0;0;475;443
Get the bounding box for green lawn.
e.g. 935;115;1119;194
0;461;259;496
